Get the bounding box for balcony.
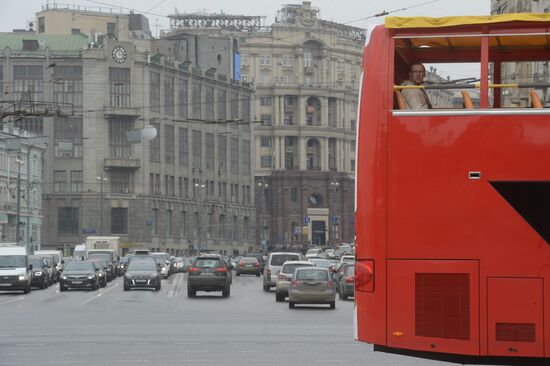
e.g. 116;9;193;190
104;106;140;118
104;158;141;169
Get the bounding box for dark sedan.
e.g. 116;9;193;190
59;261;99;291
187;255;231;298
123;260;161;291
335;263;354;300
28;256;49;289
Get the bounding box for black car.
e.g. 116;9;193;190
89;259;108;287
88;253;115;281
28;256;49;289
246;253;266;272
335;263;355;300
59;261;99;291
187;254;231;298
123;260;161;291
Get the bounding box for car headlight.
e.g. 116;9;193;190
35;271;43;276
18;275;27;281
61;275;67;280
87;275;95;280
99;273;104;277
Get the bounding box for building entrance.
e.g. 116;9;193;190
311;220;326;246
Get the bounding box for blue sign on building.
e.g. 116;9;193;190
304;216;311;225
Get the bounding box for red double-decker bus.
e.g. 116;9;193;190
355;14;550;360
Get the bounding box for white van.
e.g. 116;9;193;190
263;252;303;291
34;250;64;278
0;245;32;293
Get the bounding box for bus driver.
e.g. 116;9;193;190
400;63;432;109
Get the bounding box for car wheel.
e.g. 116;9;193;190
187;287;196;298
275;293;284;302
92;282;98;291
123;283;130;291
330;301;336;310
101;280;107;288
342;292;348;301
41;279;47;289
289;301;295;309
155;285;161;291
263;283;270;292
236;272;240;276
222;287;230;298
60;286;67;292
338;288;343;300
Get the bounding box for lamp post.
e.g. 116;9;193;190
194;179;206;253
330;178;340;245
14;155;24;245
257;179;269;251
96;171;108;236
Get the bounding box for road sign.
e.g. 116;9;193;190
304;216;311;225
331;216;339;224
293;226;301;235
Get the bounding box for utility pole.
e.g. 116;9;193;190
330;177;340;245
96;171;108;235
14;156;24;245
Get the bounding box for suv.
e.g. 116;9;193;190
263;252;302;292
187;255;232;298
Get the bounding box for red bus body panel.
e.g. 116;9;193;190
356;23;550;359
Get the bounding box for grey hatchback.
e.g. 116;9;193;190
187;255;231;298
288;267;336;309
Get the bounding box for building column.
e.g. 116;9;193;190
320;137;328;172
273;94;280;126
279;96;284;126
274;136;281;169
299;95;307;126
298;137;307;170
321;97;329;127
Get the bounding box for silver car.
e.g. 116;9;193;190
263;252;302;291
275;261;314;302
288;267;336;309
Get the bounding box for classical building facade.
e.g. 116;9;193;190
165;2;361;248
0;6;256;256
0;131;45;251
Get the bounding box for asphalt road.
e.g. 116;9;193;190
0;273;491;366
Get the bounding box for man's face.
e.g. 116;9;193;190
410;65;425;85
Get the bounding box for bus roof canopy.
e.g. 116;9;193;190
385;13;550;29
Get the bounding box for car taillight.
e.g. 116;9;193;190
355;260;374;292
253;263;259;267
189;267;200;273
277;273;288;280
290;280;300;288
327;281;334;289
346;276;354;284
215;267;227;273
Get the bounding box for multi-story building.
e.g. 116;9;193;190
165;2;361;249
0;131;45;251
491;0;550;106
0;5;256;256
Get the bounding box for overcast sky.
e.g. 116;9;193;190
1;0;490;34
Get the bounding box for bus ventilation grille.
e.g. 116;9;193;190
415;273;470;340
496;323;535;342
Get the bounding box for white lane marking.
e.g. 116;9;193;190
78;282;119;306
15;343;44;346
237;350;262;353
0;297;24;305
173;342;201;345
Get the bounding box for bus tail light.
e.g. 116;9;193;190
355;260;374;292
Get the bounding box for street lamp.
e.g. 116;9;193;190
14;155;24;245
330;178;340;244
257;179;269;250
194;180;206;253
96;171;108;235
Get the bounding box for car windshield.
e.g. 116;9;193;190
154;257;165;265
270;254;299;266
128;262;156;271
281;263;313;274
65;262;94;271
0;255;26;268
240;257;258;263
194;259;223;268
296;269;329;281
310;259;330;267
29;259;43;268
89;254;111;261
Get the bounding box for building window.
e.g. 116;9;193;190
205;133;214;170
260;114;272;126
260;96;272;106
178;127;188;167
291;187;298;202
304;49;312;67
165;75;174;116
219;214;225;239
180;210;186;237
260;55;272;66
193;81;202;119
243;216;249;240
242;140;250;175
71;28;80;35
13;65;43;102
38;17;45;33
110;170;130;193
261;156;272;168
183;178;189;198
231;138;239;175
58;207;78;234
155;174;160;195
149;122;161;162
282;55;294;67
218;135;227;173
329;138;337;171
193;212;199;238
54;117;83;158
207;212;213;239
14;117;43;135
165;125;175;164
205;85;214;121
54;170;67;192
109;117;133;158
107;22;116;36
70;170;83;192
192;130;202;169
109;68;130;107
260;72;271;85
166;210;173;236
178;177;183;197
260;136;272;147
218;89;226;121
230;91;239;121
178;78;188;118
232;215;238;240
242;96;251;131
169;176;175;196
149;173;154;195
53;65;83;107
151;208;158;235
111;208;128;234
149;71;160;113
